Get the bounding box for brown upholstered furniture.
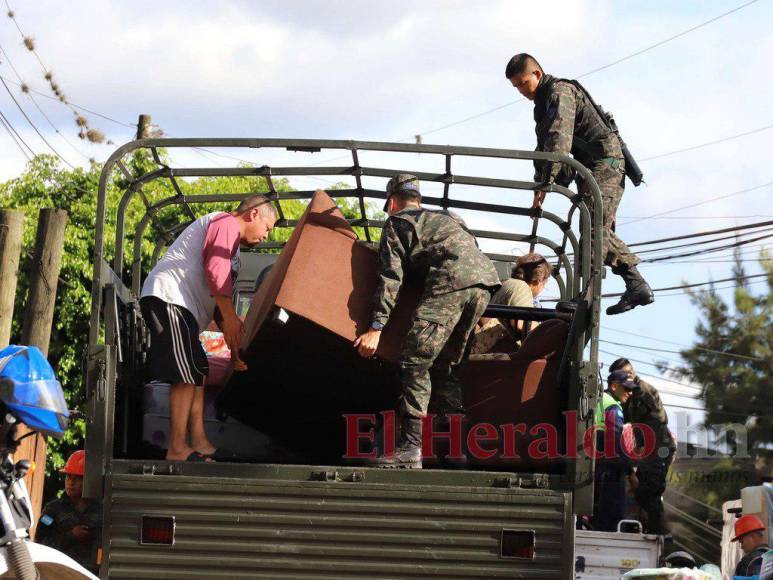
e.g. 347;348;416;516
217;191;569;468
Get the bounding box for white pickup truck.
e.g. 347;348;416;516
575;520;663;579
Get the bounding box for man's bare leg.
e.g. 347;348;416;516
189;385;216;456
166;382;198;460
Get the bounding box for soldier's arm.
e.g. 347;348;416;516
371;219;410;325
36;504;62;548
541;83;577;184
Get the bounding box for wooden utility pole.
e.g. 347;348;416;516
0;210;24;348
137;114;151;139
18;208;69;531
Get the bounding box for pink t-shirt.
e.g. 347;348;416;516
203;213;241;298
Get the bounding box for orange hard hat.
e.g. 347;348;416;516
60;450;85;476
732;515;766;542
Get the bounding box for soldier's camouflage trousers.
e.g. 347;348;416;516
579;158;640;270
399;286;491;418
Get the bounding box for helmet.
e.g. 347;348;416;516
663;550;696;568
0;345;69;436
60;450;85;476
732;514;766;542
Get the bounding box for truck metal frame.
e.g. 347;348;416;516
85;138;604;579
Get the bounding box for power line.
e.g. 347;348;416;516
665;487;723;515
3;1;117;142
601;338;763;362
0;108;31;159
0;74;74;167
641;231;773;263
619;181;773;226
649;278;769;296
619;215;773;220
640;122;773;162
664;502;722;538
630;219;773;248
0;41;90;161
603;326;765;362
601;272;769;298
413;0;759;138
635;227;773;256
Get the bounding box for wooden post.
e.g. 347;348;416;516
137;114;151;139
18;208;69;534
0;210;24;348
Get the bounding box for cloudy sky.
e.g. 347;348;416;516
2;0;772;417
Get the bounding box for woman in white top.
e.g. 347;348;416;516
471;253;552;353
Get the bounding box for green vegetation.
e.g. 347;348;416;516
0;153;379;484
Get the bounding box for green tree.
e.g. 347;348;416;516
0;154;379;483
672;255;773;461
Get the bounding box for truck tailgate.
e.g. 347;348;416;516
104;462;573;579
575;528;662;579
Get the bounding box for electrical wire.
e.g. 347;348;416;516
640;122;773;162
603;326;765;362
630;219;773;248
641;232;773;263
412;0;759;138
619;181;773;226
664;487;723;515
0;41;90;161
664;502;722;538
0;75;74;167
600;272;769;298
0;108;31;159
635;228;773;257
600;339;763;362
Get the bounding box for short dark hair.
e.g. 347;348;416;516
234;194;277;218
504;53;543;79
512;253;551;284
609;358;632;372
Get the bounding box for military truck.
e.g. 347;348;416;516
84;138;605;579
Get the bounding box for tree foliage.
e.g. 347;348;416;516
671;254;773;463
0;153;379;483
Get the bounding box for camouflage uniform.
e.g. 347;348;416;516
533;74;639;270
624;376;676;535
37;495;102;573
373;207;500;418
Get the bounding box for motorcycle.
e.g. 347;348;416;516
0;345;98;580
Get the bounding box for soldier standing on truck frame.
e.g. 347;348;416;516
354;174;501;469
505;53;654;315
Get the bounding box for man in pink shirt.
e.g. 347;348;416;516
140;195;277;461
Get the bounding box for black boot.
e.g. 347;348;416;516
371;414;422;469
606;265;654;315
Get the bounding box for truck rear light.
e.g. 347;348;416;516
140;515;175;546
500;529;535;559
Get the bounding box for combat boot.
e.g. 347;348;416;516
606;265;654;315
371;414;422;469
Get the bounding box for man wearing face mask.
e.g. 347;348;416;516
505;52;653;316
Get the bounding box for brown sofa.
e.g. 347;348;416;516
217;191;568;468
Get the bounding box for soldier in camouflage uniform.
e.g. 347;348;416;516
37;450;102;574
505;53;654;315
354;174;501;468
612;358;676;535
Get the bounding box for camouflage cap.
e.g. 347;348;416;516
384;174;421;211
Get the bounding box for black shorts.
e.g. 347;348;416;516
140;296;209;386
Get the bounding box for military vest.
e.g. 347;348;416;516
534;75;623;167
